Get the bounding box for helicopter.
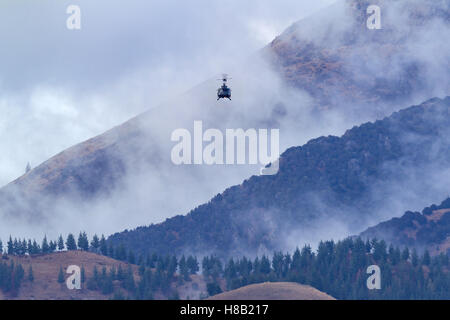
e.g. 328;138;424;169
217;74;232;100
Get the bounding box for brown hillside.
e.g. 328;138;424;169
0;251;139;300
0;251;208;300
267;0;449;110
208;282;335;300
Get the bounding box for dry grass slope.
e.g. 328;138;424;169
0;251;139;300
0;250;209;300
208;282;335;300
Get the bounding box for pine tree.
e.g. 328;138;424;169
123;265;135;291
66;234;77;250
27;239;32;255
127;250;135;264
179;256;190;281
117;265;125;281
87;266;99;290
77;232;89;251
14;238;24;256
42;235;50;254
28;265;34;282
100;235;108;255
13;263;25;293
206;280;222;296
260;256;271;274
101;274;114;294
138;261;146;276
272;252;284;278
25;162;31;173
291;248;301;272
401;247;410;261
365;240;372;253
411;248;419;267
12;238;18;255
81;266;86;284
0;238;2;254
150;253;158;268
167;256;178;278
7;236;13;255
110;266;117;280
116;244;127;261
57;235;65;251
422;250;431;266
388;245;401;265
93;266;99;282
91;234;100;252
58;266;65;283
108;243;115;258
373;240;387;262
187;256;199;275
31;240;40;254
283;253;291;278
49;240;57;252
20;239;27;255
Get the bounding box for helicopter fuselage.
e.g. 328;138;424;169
217;84;231;100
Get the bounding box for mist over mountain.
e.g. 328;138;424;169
267;0;450;111
0;0;449;244
107;97;450;257
360;197;450;255
2;0;450;303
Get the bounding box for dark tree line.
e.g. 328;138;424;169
2;232;450;299
204;238;450;299
0;232;105;256
0;232;201;299
100;237;450;300
82;253;200;300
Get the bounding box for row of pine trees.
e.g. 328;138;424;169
1;233;449;299
204;238;450;299
0;233;105;255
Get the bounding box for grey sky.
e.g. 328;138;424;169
0;0;336;186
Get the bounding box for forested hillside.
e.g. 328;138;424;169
361;198;450;255
108;97;450;257
2;235;449;300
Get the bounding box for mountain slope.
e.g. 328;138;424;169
267;0;450;110
1;0;448;238
0;251;137;300
0;250;209;300
108;97;450;256
360;198;450;255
